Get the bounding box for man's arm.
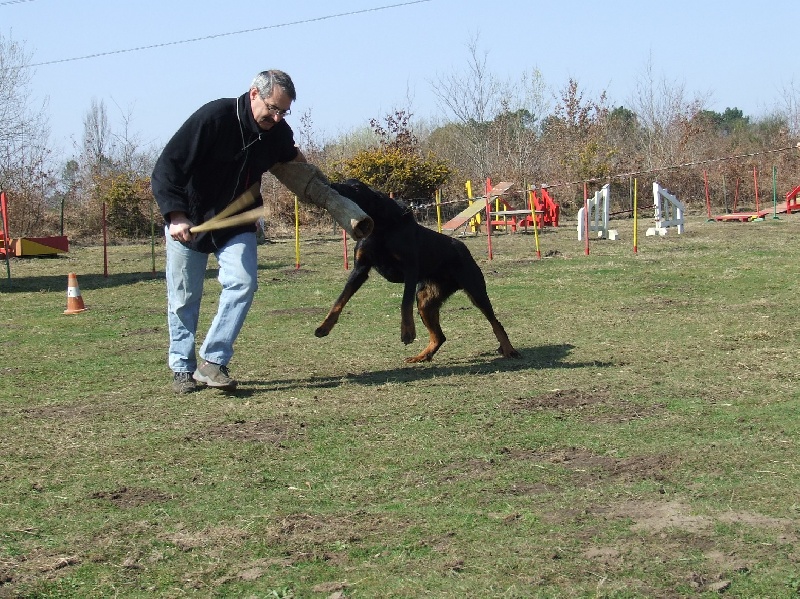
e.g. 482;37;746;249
152;107;219;242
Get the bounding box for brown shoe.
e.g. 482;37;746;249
193;361;237;390
172;371;197;394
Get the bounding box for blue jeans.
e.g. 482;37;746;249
165;228;258;373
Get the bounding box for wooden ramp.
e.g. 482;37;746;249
442;182;514;233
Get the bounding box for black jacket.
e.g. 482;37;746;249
151;92;298;253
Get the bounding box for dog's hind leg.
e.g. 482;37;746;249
488;318;520;358
461;280;521;359
406;286;446;363
469;293;520;358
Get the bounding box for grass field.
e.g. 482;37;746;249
1;214;799;598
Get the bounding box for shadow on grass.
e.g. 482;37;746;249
228;344;613;397
0;261;291;293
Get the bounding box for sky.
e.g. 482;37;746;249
3;0;799;162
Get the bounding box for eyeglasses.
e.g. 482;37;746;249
260;95;291;117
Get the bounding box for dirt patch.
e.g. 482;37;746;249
614;500;713;533
596;501;799;543
268;306;325;316
505;447;676;485
188;419;301;445
504;388;610;411
562;500;793;594
20;404;98;420
119;327;160;337
160;525;251;553
439;447;675;493
280;268;314;276
502;388;665;423
90;487;172;508
259;510;410;565
505;482;560;496
582;546;623;567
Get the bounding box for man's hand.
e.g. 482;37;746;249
168;212;195;243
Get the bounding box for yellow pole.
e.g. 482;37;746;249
531;189;541;259
466;180;480;232
294;195;301;269
436;188;442;233
633;179;638;254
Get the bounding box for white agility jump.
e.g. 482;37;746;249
577;183;618;241
647;182;685;236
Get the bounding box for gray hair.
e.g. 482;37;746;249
251;70;296;101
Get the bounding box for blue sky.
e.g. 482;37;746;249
4;0;799;159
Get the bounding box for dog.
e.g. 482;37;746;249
315;179;521;363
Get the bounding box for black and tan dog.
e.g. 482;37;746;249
315;179;520;363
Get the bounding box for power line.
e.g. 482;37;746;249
27;1;432;68
0;0;36;6
410;145;800;210
549;145;799;189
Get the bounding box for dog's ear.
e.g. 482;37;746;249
331;179;412;223
330;179;375;217
331;180;356;197
371;189;410;224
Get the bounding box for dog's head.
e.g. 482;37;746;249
332;179;413;226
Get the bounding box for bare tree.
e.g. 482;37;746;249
777;79;800;138
492;67;550;185
0;32;55;235
628;54;708;169
110;99;155;178
538;78;615;207
81;98;113;187
430;33;502;179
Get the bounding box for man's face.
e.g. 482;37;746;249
251;87;293;131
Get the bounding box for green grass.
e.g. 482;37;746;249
1;215;799;598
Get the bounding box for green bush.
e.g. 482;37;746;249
340;146;451;201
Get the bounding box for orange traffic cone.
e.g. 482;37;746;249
64;272;88;314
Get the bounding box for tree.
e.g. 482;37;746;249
628;54;708;170
541;79;615;207
103;174;152;238
339;110;451;200
430;34;500;180
694;107;749;136
490;67;550;186
777;80;800;138
81;99;113;198
0;33;55;236
56;98;157;239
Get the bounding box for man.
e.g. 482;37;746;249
152;70;371;394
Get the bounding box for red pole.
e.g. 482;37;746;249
485;177;493;261
1;192;11;281
633;178;638;254
703;170;712;219
583;183;590;256
102;201;108;278
1;191;10;255
753;166;760;213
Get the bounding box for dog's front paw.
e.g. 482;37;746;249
315;324;331;338
400;323;416;345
